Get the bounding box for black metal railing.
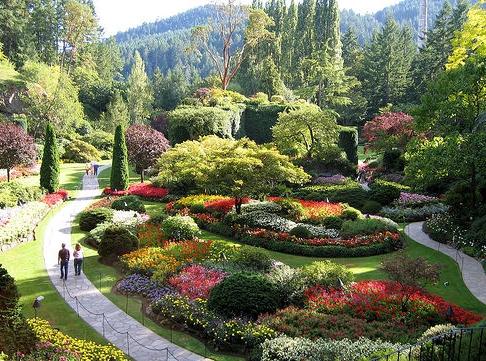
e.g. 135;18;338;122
372;326;486;361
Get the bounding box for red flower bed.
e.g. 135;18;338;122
168;264;226;299
86;196;119;210
204;197;250;214
192;213;219;224
268;196;343;221
103;187;128;196
305;280;482;327
103;183;169;199
42;189;68;207
137;223;166;247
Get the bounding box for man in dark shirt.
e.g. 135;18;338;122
58;243;70;281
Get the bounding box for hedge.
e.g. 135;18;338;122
338;126;358;165
292;181;369;208
241;103;289;144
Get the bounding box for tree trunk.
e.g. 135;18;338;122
6;168;10;182
235;197;242;214
140;169;145;183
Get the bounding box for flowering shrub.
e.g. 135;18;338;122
423;213;468;246
41;189;68;206
363;112;414;152
169;195;229;213
116;274;175;302
120;247;180;277
27;318;127;360
102;187;128;196
12;341;80;360
305;280;482;327
397;192;439;206
162;215;200;240
168;265;226;299
313;174;347;185
164;239;213;263
204;197;249;214
381;203;449;222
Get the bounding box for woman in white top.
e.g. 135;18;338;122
73;243;84;276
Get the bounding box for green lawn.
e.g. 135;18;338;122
0;163;107;344
97;165;139;190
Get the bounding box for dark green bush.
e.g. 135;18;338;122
338;126;358;165
62;138;102;163
362;200;383;214
299;260;354;288
40;123;60;193
79;207;113;231
289;225;312;238
208;272;279;318
233;246;273;272
321;216;344;229
111;195;146;213
293;181;368;208
369;179;403;205
274;198;305;220
110;125;129;191
383;149;404;171
340;218;398;237
242;103;289;144
98;226;139;258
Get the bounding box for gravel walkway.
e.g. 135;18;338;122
405;222;486;305
43;167;210;361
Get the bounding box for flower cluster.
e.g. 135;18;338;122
305;280;482;327
116;273;175;302
204;197;250;214
86;196;118;210
397;192;439;206
103;183;168;199
120;247;180;277
15;341;81;360
381;203;449;222
168;264;226;299
299;200;343;221
41;189;68;207
27;318;127;360
136;223;166;247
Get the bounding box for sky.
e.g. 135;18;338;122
93;0;402;36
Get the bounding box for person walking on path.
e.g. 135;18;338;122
93;162;99;176
85;163;91;176
73;243;83;276
58;243;70;281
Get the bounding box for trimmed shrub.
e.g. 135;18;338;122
39;123;60;193
299;261;354;288
321;216;344;229
362;200;383;214
341;218;398;237
233;246;272;272
110;125;129;191
208;272;279;318
242;103;288;144
338;126;358;165
162;215;200;241
340;205;363;220
111;195;146;213
289;225;312;238
62;138;102;163
369;179;404;205
293;181;368;208
274;198;306;220
79;208;113;231
98;226;139;258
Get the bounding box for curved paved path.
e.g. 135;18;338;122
405;222;486;305
43;167;210;361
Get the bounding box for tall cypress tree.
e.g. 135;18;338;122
40;123;60;193
110;125;129;191
281;0;298;85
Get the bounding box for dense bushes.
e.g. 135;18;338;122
0;182;42;208
98;226;139;258
233;246;272;272
208;272;280;318
82;130;114;159
369;179;405;205
242;103;289;144
338;126;358;165
168;106;234;144
79;208;113;231
161;215;200;240
111;195;145;213
340;218;398;237
61;138;102;163
299;261;354;288
292;181;368;208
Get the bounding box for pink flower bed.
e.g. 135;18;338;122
168;264;226;299
42;189;68;207
398;192;439;206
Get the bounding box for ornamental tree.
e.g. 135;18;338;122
40;123;60;193
156;136;310;213
0;123;36;182
363;112;414;153
125;124;170;183
110;125;129;191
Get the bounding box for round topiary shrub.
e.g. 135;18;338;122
340;205;363;220
79;208;113;231
299;261;354;288
369;179;402;205
98;226;139;259
111;195;146;213
162;215;200;241
274;198;305;220
289;225;312;238
361;200;383;214
233;246;273;272
208;272;279;318
321;216;344;230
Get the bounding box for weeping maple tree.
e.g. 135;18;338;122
0;123;36;182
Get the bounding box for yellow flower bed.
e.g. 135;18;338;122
28;318;127;361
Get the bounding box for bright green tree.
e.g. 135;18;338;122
127;51;153;124
100;91;129;132
40;123;60;193
110;125;129;191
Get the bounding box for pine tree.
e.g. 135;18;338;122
127;50;153;124
110;125;129;191
281;0;298;85
40;123;60;193
101;91;129;132
0;0;30;67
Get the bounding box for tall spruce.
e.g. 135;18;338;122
40;123;60;193
127;50;153;124
280;0;298;85
110;125;129;191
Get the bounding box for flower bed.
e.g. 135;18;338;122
380;203;449;222
267;197;344;222
27;318;127;360
397;192;440;206
103;183;169;200
116;273;175;302
168;264;226;299
120;247;180;277
41;189;68;206
166;195;250;215
86;196;119;210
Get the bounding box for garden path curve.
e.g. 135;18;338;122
43;166;211;361
405;222;486;305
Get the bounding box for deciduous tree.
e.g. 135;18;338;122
0;123;36;182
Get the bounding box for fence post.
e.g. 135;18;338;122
126;332;130;356
102;314;105;337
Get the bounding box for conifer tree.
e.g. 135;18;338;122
110;125;129;191
281;0;298;85
40;123;60;193
127;50;153;124
101;91;129;132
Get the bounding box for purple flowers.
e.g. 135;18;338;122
313;175;347;185
397;192;438;206
116;274;175;303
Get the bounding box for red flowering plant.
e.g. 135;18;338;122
42;189;68;207
137;223;166;247
103;187;128;196
168;264;226;299
267;196;343;222
86;196;119;210
128;183;169;199
363;112;414;153
204;197;250;215
164;239;213;263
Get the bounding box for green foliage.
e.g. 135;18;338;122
100;91;129;133
338;126;358;164
0;182;42;208
127;50;153;124
111;195;145;213
161;215;200;241
153;67;190;111
82;130;114;159
79;208;113;232
369;179;404;205
321;216;344;229
0;190;17;208
242;103;289;144
383;149;404;171
289;225;311;238
62;138;102;163
340;218;398;237
293;181;368;208
168;106;234;144
39;124;60;193
98;226;139;258
208;272;279;318
361;200;383;214
110;125;129;191
233;246;272;272
299;261;354;288
274;198;305;220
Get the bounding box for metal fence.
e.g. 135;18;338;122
371;326;486;361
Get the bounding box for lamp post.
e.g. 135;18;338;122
32;296;44;318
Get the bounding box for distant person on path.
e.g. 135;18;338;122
85;163;90;175
58;243;70;281
73;243;83;276
93;162;99;176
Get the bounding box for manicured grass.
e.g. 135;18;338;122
97;165;139;190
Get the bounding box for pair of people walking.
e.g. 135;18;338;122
85;162;99;176
58;243;83;280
